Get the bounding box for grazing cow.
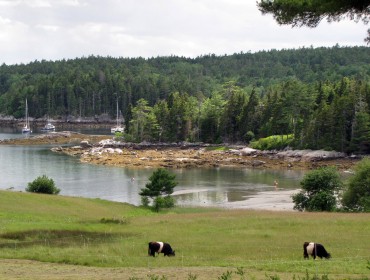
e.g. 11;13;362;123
148;241;175;257
303;242;331;259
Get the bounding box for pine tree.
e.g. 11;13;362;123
139;168;178;211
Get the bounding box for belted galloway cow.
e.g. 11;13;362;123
303;242;331;259
148;241;175;257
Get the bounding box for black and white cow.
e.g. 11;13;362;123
148;241;175;257
303;242;331;259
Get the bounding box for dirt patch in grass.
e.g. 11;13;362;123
0;230;131;249
0;259;242;279
0;259;364;280
0;259;306;280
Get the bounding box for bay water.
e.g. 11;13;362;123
0;127;304;207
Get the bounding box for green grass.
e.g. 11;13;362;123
0;190;369;279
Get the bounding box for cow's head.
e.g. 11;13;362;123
303;242;309;259
169;250;175;257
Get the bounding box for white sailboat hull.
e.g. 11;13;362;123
22;126;31;133
41;123;56;131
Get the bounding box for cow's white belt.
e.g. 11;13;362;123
157;242;164;253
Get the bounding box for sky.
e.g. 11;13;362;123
0;0;368;65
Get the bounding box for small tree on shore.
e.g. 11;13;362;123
139;168;177;211
26;175;60;195
292;167;343;211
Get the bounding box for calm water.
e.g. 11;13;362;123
0;127;304;207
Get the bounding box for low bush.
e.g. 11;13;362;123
153;196;175;212
25;175;60;194
292;167;342;212
250;134;293;150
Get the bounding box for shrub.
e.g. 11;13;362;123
26;175;60;195
153;196;175;212
306;191;337;212
250;134;293;150
141;196;150;207
100;218;128;224
244;130;255;143
342;158;370;212
292;167;342;211
112;132;136;143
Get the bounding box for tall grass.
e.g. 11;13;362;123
0;190;369;279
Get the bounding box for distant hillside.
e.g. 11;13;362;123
1;46;369;152
0;46;368;119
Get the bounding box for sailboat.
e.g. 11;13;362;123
42;121;55;131
41;116;56;132
22;99;32;134
111;99;124;134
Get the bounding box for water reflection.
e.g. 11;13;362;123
172;168;304;206
0;129;305;207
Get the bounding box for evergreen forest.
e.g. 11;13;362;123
0;46;370;153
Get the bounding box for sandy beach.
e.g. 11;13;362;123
172;188;300;211
221;189;299;211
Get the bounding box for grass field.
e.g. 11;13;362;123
0;190;369;279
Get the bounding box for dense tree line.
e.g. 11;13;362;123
0;46;369;153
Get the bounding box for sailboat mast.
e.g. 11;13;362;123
116;99;119;126
25;99;28;127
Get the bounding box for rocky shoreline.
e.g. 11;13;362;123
1;131;362;171
2;132;363;211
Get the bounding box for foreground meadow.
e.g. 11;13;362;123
0;190;369;279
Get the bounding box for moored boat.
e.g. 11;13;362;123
22;99;32;134
111;98;124;134
41;122;56;131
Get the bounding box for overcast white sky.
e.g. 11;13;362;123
0;0;368;65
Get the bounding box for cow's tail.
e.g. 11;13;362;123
324;248;331;259
148;242;151;255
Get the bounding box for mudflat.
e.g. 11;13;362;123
1;132;359;171
0;132;358;211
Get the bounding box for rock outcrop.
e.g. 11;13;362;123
1;133;360;170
